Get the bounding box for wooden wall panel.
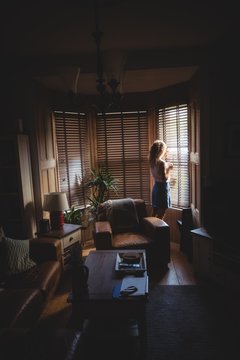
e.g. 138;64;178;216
29;94;59;231
17;134;37;237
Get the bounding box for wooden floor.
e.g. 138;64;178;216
83;240;198;285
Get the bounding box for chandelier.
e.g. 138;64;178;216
92;0;126;112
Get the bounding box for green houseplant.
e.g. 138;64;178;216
64;206;84;225
84;167;119;217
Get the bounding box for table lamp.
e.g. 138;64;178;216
43;192;69;230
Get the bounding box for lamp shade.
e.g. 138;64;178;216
43;192;69;230
43;192;69;212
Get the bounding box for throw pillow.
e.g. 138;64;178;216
3;237;36;276
109;198;140;234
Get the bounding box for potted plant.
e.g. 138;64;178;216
84;167;119;217
64;206;84;225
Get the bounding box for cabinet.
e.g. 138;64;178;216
210;251;240;290
191;227;213;279
0;134;36;238
40;224;82;270
192;228;240;290
177;207;194;261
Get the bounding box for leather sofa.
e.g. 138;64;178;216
93;198;170;273
0;237;85;359
0;327;84;360
0;237;62;328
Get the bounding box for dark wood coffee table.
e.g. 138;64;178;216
68;249;148;358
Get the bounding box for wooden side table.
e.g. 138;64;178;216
39;224;82;270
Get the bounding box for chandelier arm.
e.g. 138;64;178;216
92;0;123;111
92;0;105;95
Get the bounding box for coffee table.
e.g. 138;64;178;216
68;249;148;358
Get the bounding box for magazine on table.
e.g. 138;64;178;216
115;251;147;275
112;274;148;299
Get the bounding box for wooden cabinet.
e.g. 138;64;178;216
192;228;240;291
40;224;82;270
0;134;36;238
177;207;194;261
191;227;213;279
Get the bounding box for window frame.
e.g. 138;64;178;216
95;110;151;203
156;103;190;208
53;103;190;210
54;110;91;208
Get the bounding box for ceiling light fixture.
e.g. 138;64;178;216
92;0;125;112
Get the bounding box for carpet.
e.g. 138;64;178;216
38;281;240;360
146;285;240;360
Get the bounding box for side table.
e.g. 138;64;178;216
39;224;82;270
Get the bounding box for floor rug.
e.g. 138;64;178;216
38;281;240;360
146;285;240;360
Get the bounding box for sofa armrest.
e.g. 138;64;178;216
93;221;113;249
143;216;170;266
143;216;169;236
30;238;62;263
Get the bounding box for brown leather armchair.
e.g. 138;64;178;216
93;198;170;273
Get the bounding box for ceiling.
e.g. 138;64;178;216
1;1;237;95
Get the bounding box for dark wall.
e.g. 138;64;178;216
200;38;240;257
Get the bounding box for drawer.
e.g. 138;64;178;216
62;230;81;250
63;242;80;268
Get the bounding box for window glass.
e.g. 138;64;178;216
157;104;190;208
54;110;91;208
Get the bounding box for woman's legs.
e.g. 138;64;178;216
152;207;166;219
157;208;166;219
152;181;170;219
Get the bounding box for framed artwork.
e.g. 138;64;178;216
227;121;240;157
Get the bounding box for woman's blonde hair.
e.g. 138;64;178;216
149;140;167;166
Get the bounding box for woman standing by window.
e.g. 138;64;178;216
149;140;173;219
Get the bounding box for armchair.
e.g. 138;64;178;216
93;198;170;272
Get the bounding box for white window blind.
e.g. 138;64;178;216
96;111;150;203
54;110;91;208
157;104;190;208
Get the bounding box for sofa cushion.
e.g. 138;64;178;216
112;232;152;249
2;237;36;276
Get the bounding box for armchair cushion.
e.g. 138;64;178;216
113;232;151;248
98;198;139;234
